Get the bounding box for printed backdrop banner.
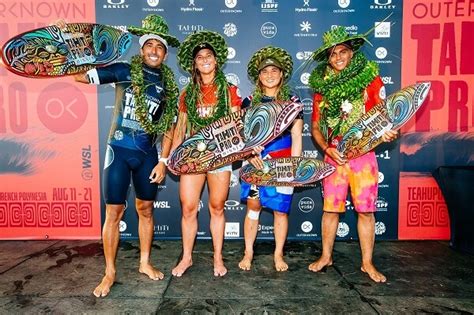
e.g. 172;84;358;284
2;0;470;241
95;0;403;241
399;0;474;239
0;0;101;239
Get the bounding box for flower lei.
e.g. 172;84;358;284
184;70;230;130
252;84;290;105
130;55;179;135
309;52;379;139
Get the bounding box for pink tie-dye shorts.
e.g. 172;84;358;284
322;151;378;213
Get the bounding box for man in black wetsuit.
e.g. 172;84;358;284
70;15;179;297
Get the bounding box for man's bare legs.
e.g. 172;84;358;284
172;174;206;277
358;212;386;282
93;204;124;297
238;199;260;271
136;198;164;281
273;211;289;271
207;171;230;277
308;211;338;272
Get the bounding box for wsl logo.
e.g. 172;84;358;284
81;145;93;181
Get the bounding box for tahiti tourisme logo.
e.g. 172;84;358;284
375;221;386;235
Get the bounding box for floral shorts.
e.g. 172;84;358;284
322;151;378;213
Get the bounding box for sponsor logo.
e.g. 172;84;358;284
229;172;239;187
153;201;171;209
301;97;313;115
258;224;274;235
302;123;311;137
224;199;245;211
296;51;313;61
179;76;191;86
378;171;385;184
295;0;318;13
375;47;388;59
295;21;318;38
334;0;354;13
225;222;240;237
119;220;127;232
225;0;237;8
298;197;315;213
81;145;93;181
178;24;204;35
345;200;354;211
198;200;204;212
370;0;395;9
223;23;238;37
225;73;240;86
154;224;170;235
221;0;242;13
144;0;164;11
103;0;129;9
375;197;388;211
381;76;394;85
261;22;277;38
227;47;236;59
375;221;386;235
331;24;358;35
336;222;349;237
181;0;204;12
338;0;350;8
303;150;319;158
375;47;393;64
301;221;313;233
261;0;278;12
375;22;391;38
300;72;310;85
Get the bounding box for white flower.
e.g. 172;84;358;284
341;100;353;114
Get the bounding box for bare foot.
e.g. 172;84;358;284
361;263;386;283
139;262;164;280
93;274;115;298
238;252;253;271
172;258;192;277
214;257;227;277
274;254;288;272
308;257;333;272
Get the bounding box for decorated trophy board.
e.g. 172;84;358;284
240;157;335;187
337;82;431;159
168;101;303;175
1;23;132;77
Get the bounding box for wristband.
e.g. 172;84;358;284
159;157;168;166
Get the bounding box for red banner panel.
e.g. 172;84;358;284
398;172;450;240
0;0;100;239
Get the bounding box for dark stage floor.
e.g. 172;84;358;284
0;240;473;314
